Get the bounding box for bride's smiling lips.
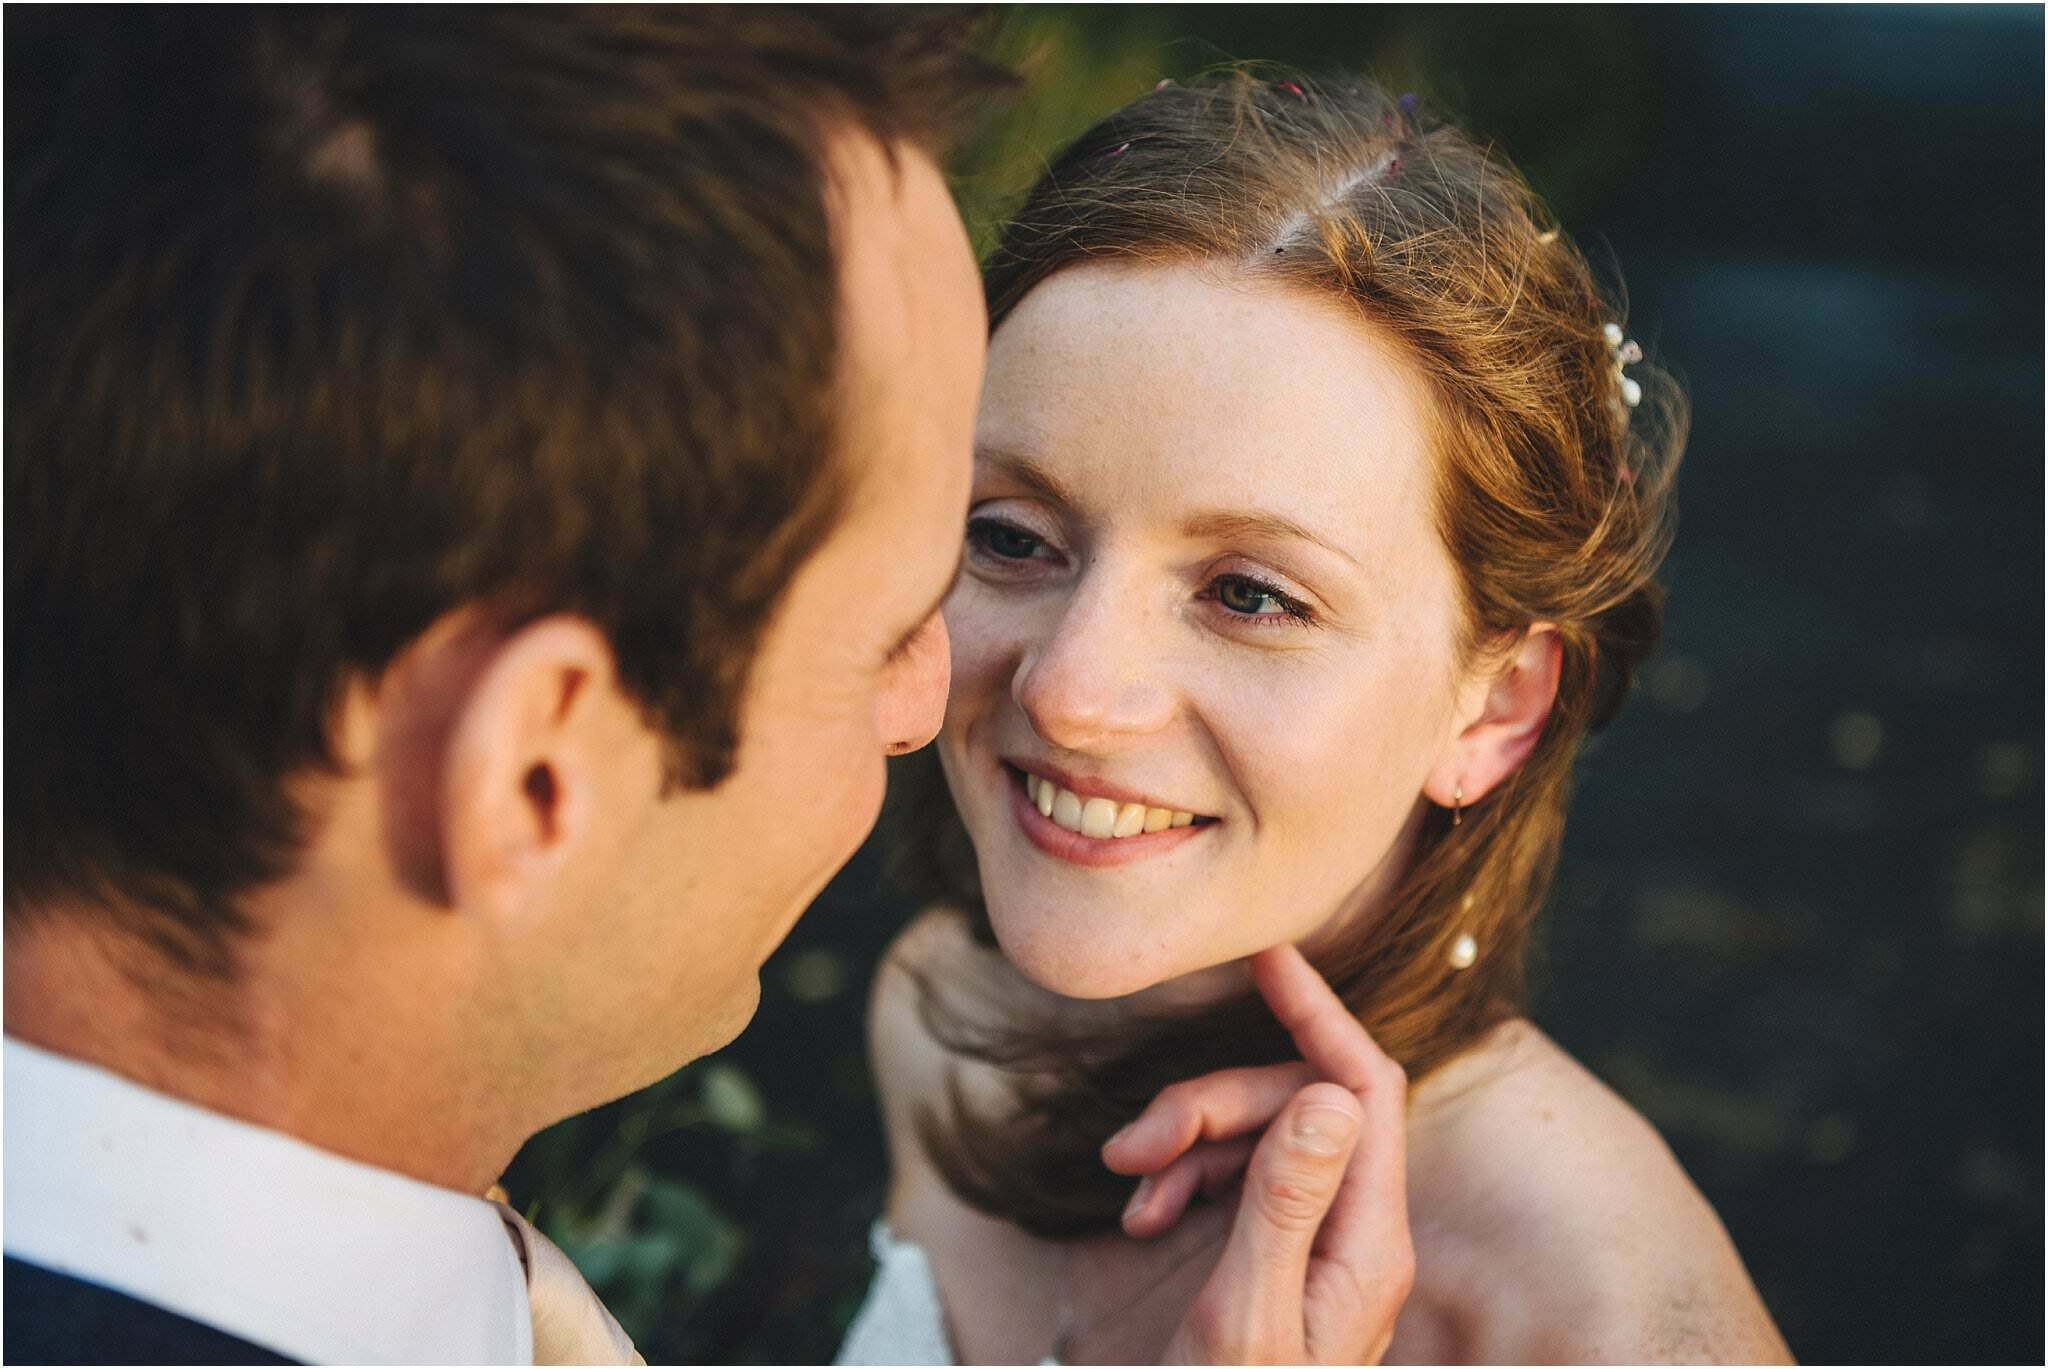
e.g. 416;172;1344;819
999;758;1219;868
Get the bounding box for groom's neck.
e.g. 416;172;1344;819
5;908;527;1197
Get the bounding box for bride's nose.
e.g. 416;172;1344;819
1012;578;1174;752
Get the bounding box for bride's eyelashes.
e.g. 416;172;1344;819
963;513;1320;631
1198;573;1316;628
965;513;1052;565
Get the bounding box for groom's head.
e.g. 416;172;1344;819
7;8;994;1151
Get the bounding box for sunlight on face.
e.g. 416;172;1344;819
939;261;1472;999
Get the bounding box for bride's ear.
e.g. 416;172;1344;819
1423;624;1561;812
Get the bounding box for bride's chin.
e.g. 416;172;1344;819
985;912;1172;1001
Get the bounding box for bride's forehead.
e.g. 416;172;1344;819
992;259;1408;366
981;263;1438;482
977;333;1438;555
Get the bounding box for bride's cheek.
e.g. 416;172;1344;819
947;588;1053;700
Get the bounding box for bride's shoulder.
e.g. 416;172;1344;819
1405;1020;1791;1362
1410;1017;1658;1174
1409;1018;1688;1235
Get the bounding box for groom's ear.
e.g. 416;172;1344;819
1423;623;1561;812
376;612;665;921
438;615;666;925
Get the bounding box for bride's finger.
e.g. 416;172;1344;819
1167;1082;1367;1363
1247;943;1396;1094
1248;946;1411;1293
1120;1135;1255;1239
1295;1048;1411;1362
1101;1060;1318;1176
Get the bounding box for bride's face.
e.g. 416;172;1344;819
938;261;1478;999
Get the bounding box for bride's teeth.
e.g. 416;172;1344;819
1025;772;1207;839
1079;796;1119;839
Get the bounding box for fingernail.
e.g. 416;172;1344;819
1122;1175;1153;1222
1290;1103;1358;1156
1105;1119;1138;1151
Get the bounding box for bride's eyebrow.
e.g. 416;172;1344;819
972;445;1078;509
1182;509;1360;570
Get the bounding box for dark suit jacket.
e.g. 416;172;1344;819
4;1257;298;1365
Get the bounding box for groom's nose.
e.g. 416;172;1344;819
879;608;951;755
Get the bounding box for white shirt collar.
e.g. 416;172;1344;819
4;1036;534;1365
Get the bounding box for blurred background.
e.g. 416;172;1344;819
503;6;2043;1362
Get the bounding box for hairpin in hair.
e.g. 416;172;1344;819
1276;80;1306;100
1398;91;1420;115
1105;141;1130;159
1154;78;1174;92
1603;322;1643;408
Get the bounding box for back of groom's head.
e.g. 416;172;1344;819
7;8;997;986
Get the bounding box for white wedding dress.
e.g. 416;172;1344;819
834;1222;958;1364
838;1220;1073;1366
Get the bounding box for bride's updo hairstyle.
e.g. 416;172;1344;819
896;70;1685;1236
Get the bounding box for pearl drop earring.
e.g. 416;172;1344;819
1448;893;1478;969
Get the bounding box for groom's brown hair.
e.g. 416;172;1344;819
7;7;1004;976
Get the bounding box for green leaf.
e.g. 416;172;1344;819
640;1178;744;1296
699;1061;767;1134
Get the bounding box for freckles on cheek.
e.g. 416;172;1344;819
1241;670;1442;832
944;607;1016;705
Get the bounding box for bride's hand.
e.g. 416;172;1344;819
1100;945;1413;1364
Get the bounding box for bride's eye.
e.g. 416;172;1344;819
966;516;1045;561
1207;573;1314;625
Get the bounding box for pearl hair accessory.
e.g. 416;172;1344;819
1603;321;1644;408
